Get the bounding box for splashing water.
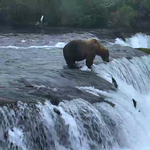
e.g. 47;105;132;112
114;33;150;48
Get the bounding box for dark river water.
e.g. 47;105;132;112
0;28;150;150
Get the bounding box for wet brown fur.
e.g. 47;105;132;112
63;39;109;68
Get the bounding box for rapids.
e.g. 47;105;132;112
0;29;149;150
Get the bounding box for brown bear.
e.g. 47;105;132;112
63;39;109;69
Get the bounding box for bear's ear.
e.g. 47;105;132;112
104;47;108;51
88;39;98;43
92;39;98;43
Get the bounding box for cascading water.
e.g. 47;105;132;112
0;32;150;150
93;56;150;93
92;55;150;149
114;33;150;48
1;55;149;150
80;33;150;149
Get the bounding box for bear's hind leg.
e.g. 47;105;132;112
65;57;76;69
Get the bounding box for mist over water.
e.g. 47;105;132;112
0;31;149;150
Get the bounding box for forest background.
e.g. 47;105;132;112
0;0;149;28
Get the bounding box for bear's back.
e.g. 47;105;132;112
63;40;90;60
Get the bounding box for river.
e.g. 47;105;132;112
0;28;149;150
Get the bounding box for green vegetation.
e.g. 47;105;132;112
118;5;138;27
137;48;150;54
0;0;149;28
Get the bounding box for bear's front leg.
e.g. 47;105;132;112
86;54;95;68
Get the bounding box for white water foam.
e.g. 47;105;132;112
0;42;66;50
80;65;91;71
21;40;26;43
54;42;66;48
114;33;150;48
37;101;90;150
36;101;66;150
8;127;26;150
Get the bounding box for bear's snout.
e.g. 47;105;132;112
105;58;109;62
101;56;109;62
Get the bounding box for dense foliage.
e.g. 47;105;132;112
0;0;149;28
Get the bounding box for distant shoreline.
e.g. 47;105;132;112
0;24;150;34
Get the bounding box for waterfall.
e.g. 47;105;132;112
0;32;150;150
0;55;149;150
93;56;150;93
81;55;150;150
114;33;150;48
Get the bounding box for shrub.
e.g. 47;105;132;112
141;0;150;11
108;4;138;27
0;0;147;28
118;5;138;27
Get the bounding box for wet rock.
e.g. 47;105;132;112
19;78;34;88
0;97;18;106
103;100;115;108
113;31;125;41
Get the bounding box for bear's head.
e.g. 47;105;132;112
95;43;109;62
100;47;109;62
87;39;109;62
